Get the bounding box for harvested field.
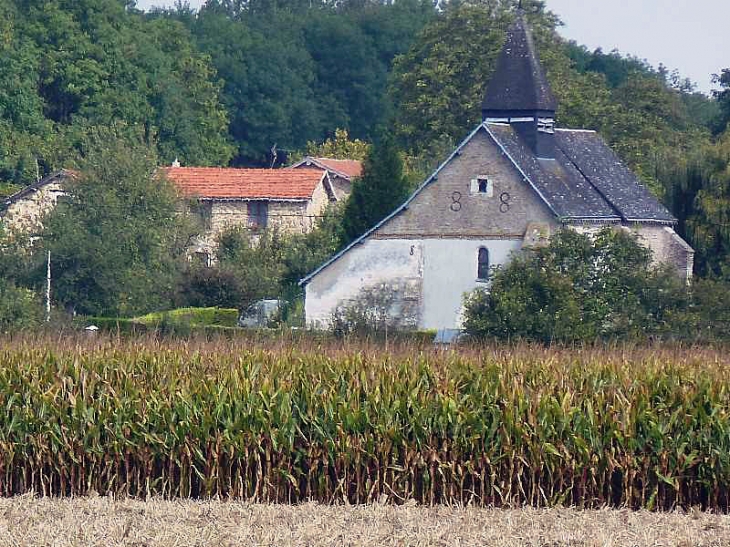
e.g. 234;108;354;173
0;495;728;546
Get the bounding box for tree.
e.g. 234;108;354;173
34;126;194;317
685;132;730;278
0;0;233;187
0;225;42;330
300;128;371;162
0;278;41;331
463;228;688;342
341;136;410;244
713;68;730;134
179;227;286;311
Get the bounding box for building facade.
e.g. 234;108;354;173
164;166;335;260
290;157;362;201
0;170;74;239
300;14;694;331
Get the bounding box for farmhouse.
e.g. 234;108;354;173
163;166;336;260
300;14;694;331
0;170;75;238
290;156;362;200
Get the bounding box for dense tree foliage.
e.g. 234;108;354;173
463;228;689;342
662;132;730;278
28;127;194;317
341;136;410;244
182;0;434;164
714;69;730;134
0;0;233;185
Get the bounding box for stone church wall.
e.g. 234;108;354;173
632;224;695;283
376;130;556;239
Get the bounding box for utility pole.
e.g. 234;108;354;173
46;251;51;323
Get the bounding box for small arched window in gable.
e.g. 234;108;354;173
477;247;490;280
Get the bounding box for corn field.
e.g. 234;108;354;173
0;334;728;511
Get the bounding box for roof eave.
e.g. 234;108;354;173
291;157;355;181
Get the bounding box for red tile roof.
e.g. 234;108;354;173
163;167;326;200
313;158;362;179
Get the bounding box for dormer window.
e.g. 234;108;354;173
477;247;490;280
470;176;493;196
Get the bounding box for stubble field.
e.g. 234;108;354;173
0;495;729;547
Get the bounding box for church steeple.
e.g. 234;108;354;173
482;12;558;159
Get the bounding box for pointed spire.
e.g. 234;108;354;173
482;13;557;119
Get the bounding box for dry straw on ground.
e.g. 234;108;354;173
0;495;728;547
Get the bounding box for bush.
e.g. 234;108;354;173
331;282;419;337
463;228;689;343
0;280;41;332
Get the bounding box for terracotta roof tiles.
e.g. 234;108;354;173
163;167;325;200
311;158;363;179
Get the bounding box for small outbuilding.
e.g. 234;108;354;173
290;156;362;201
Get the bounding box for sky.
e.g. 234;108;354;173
135;0;728;94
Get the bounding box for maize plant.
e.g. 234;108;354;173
0;335;727;511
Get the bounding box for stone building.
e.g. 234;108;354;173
0;170;75;239
300;14;694;331
163;166;336;261
290;157;362;201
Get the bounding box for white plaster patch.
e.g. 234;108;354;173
305;238;523;330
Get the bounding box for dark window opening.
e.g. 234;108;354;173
194;251;211;268
248;201;268;229
478;179;488;193
477;247;490;280
197;202;212;230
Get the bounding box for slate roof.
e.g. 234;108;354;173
300;122;677;286
482;14;558;116
163;167;327;201
556;130;676;222
484;124;675;223
291;157;363;180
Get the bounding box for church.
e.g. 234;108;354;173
300;13;694;331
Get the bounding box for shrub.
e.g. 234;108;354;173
0;280;41;331
463;228;689;342
331;282;418;337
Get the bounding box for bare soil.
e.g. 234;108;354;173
0;495;728;546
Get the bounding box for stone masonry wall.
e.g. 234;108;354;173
329;175;352;201
632;224;695;282
1;182;65;237
376;129;557;239
194;179;333;254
